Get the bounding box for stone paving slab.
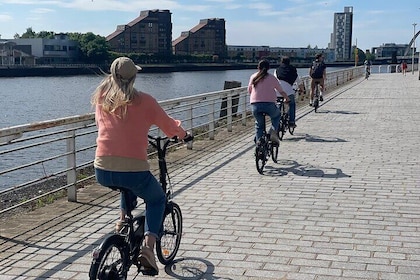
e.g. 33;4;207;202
0;73;419;279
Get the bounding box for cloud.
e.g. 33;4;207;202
204;0;235;2
32;8;54;14
1;0;61;4
366;10;385;15
0;14;13;22
224;4;242;10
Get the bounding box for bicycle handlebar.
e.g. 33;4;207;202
148;133;194;143
276;97;290;104
148;133;194;152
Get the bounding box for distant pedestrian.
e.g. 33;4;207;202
364;60;371;79
401;61;408;75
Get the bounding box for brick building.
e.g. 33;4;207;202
172;18;227;58
106;10;172;56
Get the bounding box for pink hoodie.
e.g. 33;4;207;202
248;73;285;103
95;92;185;168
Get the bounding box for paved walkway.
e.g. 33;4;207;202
1;73;419;280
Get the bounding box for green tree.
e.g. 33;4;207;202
37;31;55;39
365;53;375;61
68;32;110;64
20;27;36;38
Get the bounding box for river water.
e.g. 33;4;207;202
0;67;348;129
1;67;356;191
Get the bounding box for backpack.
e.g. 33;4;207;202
311;61;324;79
276;64;298;85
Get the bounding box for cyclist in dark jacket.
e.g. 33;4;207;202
309;53;327;106
275;56;304;127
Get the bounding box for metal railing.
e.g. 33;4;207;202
0;66;365;214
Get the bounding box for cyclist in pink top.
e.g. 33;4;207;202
91;57;190;275
248;59;289;144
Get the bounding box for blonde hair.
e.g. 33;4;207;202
91;73;137;118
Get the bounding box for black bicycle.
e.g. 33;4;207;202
365;66;371;79
313;81;322;113
89;134;193;279
277;97;295;140
255;114;278;174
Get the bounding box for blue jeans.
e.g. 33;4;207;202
251;102;280;141
288;94;296;124
95;168;166;239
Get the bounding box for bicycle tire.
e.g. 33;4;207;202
279;117;286;140
89;234;128;280
314;85;320;112
255;140;267;174
157;202;183;265
289;125;295;135
271;142;278;163
314;98;319;112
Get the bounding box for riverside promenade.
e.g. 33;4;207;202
1;72;419;280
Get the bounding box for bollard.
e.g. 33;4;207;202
220;81;241;118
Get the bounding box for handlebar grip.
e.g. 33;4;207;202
183;133;194;143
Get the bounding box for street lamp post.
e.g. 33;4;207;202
412;23;417;74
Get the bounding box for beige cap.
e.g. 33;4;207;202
110;57;142;80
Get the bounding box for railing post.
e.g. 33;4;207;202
66;129;77;202
241;92;247;126
227;95;233;132
209;100;215;140
187;104;193;149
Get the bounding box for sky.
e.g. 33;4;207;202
0;0;419;52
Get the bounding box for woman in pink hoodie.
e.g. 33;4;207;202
248;59;289;144
92;57;189;275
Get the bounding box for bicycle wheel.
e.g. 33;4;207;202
255;140;267;174
314;98;319;112
157;202;183;265
271;142;278;163
279;116;286;140
89;235;128;280
288;125;295;135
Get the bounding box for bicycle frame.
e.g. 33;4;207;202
148;135;172;196
277;97;295;139
255;113;278;174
